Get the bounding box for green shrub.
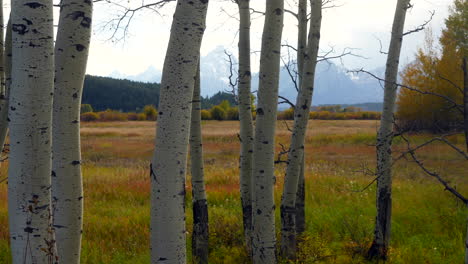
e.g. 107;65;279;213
278;108;295;120
201;110;211;120
143;105;158;121
80;112;99;122
226;107;239;120
210;106;226;121
81;104;93;114
98;110;127;121
135;113;146;121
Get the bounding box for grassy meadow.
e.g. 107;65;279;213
0;120;467;263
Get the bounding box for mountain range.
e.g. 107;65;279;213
109;46;385;106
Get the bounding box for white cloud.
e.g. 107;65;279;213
86;0;454;76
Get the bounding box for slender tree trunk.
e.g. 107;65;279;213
462;56;467;151
251;1;284;263
236;0;254;255
367;0;410;260
280;0;322;258
8;1;56;263
52;1;93;263
295;0;308;236
0;6;7;156
295;155;305;234
190;63;208;264
151;1;208;263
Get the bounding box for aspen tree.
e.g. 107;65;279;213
0;6;7;156
295;0;308;235
280;0;322;258
236;0;254;254
8;1;56;263
368;0;410;259
0;17;11;157
251;0;284;263
52;0;93;263
150;1;209;263
190;63;208;264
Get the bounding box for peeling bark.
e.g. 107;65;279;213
8;1;56;263
368;0;410;260
236;0;254;255
251;1;284;263
52;1;93;263
280;0;322;258
190;63;208;264
151;1;209;263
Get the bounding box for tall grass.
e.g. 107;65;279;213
0;120;466;263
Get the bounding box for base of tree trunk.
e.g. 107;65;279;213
280;205;297;260
192;199;209;264
367;241;388;260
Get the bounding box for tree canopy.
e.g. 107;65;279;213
396;0;466;131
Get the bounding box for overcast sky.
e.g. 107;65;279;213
86;0;453;77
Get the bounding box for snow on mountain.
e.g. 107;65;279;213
107;47;385;105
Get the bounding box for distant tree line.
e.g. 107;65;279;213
82;75;239;112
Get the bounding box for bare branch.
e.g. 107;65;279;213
224;50;239;104
278;95;296;109
349;69;464;114
403;10;435;36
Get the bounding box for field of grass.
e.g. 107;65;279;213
0;120;467;263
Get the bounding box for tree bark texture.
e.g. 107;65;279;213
150;1;209;263
295;0;308;236
280;0;322;258
52;1;93;263
368;0;410;260
0;19;11;159
190;63;208;264
463;56;467;151
295;155;305;234
236;0;254;255
8;1;56;263
251;1;284;263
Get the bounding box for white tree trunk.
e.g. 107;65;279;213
251;1;284;263
190;63;208;264
295;0;308;236
52;1;92;263
236;0;254;255
8;1;56;263
368;0;410;260
0;7;8;156
280;0;322;258
151;1;208;263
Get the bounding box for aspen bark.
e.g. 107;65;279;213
463;56;467;151
280;0;322;258
236;0;254;255
367;0;410;260
295;0;308;236
251;1;284;263
151;1;208;263
52;1;93;263
190;63;208;264
295;156;305;234
8;1;56;263
0;18;11;158
0;7;7;156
